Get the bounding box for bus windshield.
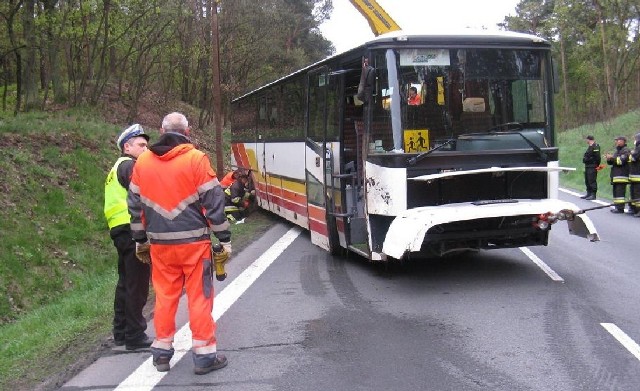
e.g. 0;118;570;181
371;47;550;153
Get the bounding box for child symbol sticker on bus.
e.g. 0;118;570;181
404;129;430;152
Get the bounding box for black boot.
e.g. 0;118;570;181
151;347;174;372
584;194;596;200
193;352;228;375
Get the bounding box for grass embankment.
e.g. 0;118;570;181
558;110;640;199
0;109;275;390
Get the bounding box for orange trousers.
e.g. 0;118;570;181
150;241;217;354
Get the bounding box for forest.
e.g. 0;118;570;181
1;0;640;131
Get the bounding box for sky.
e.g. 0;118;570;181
319;0;521;53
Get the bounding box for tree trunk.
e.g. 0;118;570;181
22;0;39;110
593;0;614;112
211;0;224;175
559;33;570;129
43;0;66;104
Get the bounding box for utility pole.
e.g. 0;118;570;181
211;0;224;175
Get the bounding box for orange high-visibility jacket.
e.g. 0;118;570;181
128;134;230;244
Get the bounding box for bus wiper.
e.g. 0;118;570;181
407;138;456;165
513;131;548;162
464;128;549;162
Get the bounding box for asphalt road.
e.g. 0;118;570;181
60;189;640;391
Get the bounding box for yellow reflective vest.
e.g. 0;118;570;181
104;156;132;229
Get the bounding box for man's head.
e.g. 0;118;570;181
614;135;627;146
586;135;595;144
117;124;149;158
161;112;190;136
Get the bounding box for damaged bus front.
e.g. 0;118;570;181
356;31;599;260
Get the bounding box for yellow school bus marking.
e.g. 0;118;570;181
403;129;430;152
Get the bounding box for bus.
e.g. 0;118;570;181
229;29;599;261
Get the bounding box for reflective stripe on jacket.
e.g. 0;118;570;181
629;143;640;182
607;144;630;183
128;139;230;245
104;156;133;229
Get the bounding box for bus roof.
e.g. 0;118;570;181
364;28;548;50
232;28;549;102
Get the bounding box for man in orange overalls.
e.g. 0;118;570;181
128;112;231;375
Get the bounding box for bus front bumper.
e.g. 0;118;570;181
381;199;599;259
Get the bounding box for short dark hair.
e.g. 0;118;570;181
586;135;594;140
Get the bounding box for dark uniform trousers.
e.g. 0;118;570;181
584;165;598;196
111;225;151;343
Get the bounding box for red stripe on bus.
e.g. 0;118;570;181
309;218;328;236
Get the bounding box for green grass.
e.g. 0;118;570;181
558;110;640;199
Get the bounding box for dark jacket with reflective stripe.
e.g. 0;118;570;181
127;132;230;245
607;144;631;183
630;141;640;181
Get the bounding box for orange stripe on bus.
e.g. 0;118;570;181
307;204;326;223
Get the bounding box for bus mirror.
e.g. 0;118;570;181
357;66;375;103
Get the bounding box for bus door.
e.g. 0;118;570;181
306;67;341;252
337;60;369;253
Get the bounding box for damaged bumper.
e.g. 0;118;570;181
382;199;599;259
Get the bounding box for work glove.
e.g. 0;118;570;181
213;246;229;278
135;241;151;264
220;241;232;255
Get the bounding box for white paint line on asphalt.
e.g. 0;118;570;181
559;187;610;206
519;247;564;282
601;323;640;361
114;226;303;391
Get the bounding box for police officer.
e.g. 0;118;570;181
581;135;601;200
104;124;152;349
629;132;640;217
605;136;631;213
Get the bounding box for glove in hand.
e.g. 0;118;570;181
220;241;232;255
135;241;151;264
213;247;229;266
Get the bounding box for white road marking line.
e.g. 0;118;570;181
114;226;302;391
519;247;564;282
601;323;640;361
559;187;610;206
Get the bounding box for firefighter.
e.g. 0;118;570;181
605;136;631;213
629;132;640;217
104;124;152;350
127;112;231;375
581;135;601;200
224;172;250;223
